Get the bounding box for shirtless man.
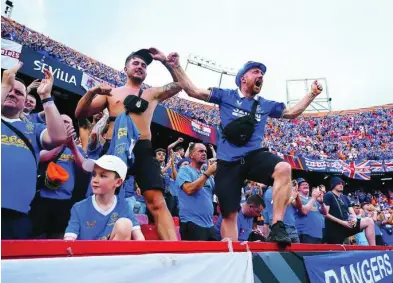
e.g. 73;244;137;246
75;48;181;240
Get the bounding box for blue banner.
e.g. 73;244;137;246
19;46;85;95
304;251;393;283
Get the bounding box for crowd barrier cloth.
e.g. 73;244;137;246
1;252;254;283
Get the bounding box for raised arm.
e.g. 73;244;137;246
167;137;184;154
181;162;216;196
38;69;67;149
299;190;319;215
40;145;65;162
166;53;212;102
1;62;23;106
282;80;323;119
75;85;111;119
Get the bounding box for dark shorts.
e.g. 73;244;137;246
1;208;32;239
180;221;217;241
129;140;164;194
215;149;285;217
324;218;362;244
30;197;73;237
299;234;322;244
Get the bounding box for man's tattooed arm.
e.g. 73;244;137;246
156;82;182;102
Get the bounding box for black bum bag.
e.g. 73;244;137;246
221;98;259;147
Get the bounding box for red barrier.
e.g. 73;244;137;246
2;240;391;259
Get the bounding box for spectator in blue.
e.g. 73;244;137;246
64;155;144;240
176;143;216;240
169;53;324;247
1;64;67;239
263;184;302;243
31;115;86;238
215;194;265;241
352;204;369;245
295;178;327;244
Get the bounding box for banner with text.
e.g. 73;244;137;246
152;105;218;144
1;38;22;69
304;251;393;283
19;46;85;95
270;152;391;180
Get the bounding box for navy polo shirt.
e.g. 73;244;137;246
208;88;285;161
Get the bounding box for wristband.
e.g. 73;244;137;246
41;97;54;104
203;173;209;179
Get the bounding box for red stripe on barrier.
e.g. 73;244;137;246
2;240;392;259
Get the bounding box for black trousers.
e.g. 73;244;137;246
180;221;217;241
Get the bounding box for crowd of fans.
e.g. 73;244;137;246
2;16;393;247
2;16;392;162
1;16;126;86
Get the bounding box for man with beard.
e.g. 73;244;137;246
167;54;323;247
75;48;181;240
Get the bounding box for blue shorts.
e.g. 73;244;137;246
2;208;32;239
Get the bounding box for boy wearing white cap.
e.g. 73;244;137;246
64;155;144;240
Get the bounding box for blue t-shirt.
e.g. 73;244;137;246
176;165;214;228
27;113;45;124
1;118;46;213
40;146;85;200
214;210;254;241
263;187;296;228
208;88;285;161
295;196;324;239
65;195;140;240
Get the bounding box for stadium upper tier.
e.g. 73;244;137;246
2;16;392;161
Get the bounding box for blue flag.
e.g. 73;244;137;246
304;251;393;283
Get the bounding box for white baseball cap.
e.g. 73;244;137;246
82;155;127;180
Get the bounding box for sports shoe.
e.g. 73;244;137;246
266;221;291;248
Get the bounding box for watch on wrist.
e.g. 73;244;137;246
41;97;54;104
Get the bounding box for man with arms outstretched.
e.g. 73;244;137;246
75;48;181;240
167;54;323;247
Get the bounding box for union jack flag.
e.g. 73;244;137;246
341;160;371;180
370;161;384;173
384;159;393;172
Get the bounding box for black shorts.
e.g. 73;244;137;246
180;221;217;241
129;140;164;194
215;149;285;217
30;197;73;237
324;218;362;244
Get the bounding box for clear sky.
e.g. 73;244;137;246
2;0;393;110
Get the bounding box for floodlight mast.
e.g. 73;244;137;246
286;78;331;113
185;54;236;88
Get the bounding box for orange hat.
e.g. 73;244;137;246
45;162;69;190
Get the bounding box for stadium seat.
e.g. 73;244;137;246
141;224;181;240
173;217;180;227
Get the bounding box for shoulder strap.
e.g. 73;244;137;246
138;89;143;97
250;98;259;122
331;192;344;219
1;119;37;165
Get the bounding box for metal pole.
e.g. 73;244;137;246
218;73;224;88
